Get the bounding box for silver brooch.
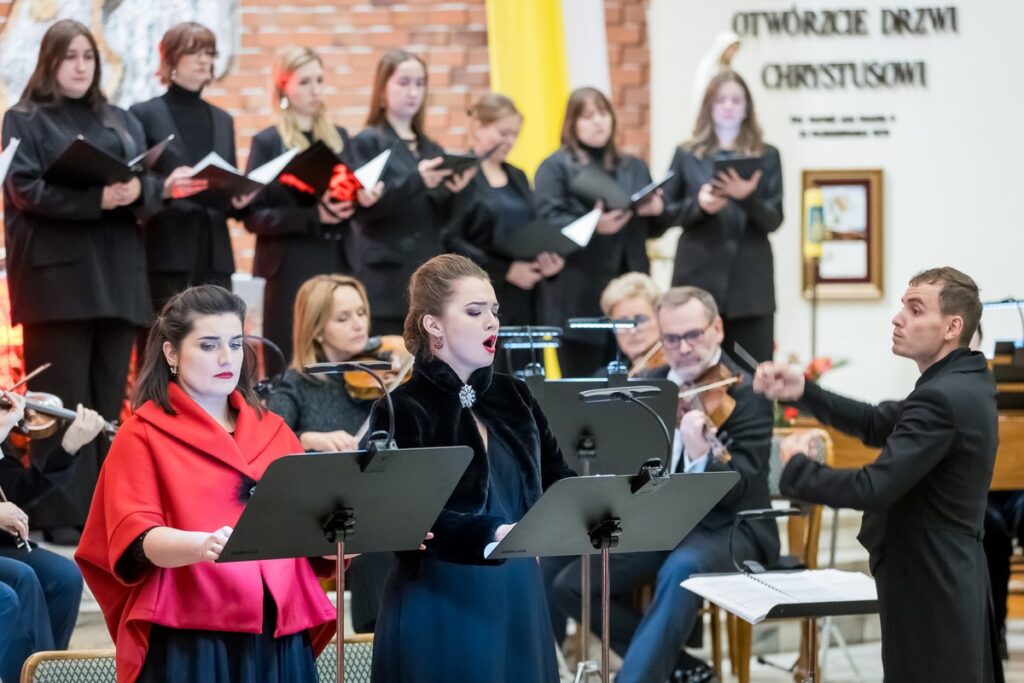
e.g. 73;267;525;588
458;384;476;409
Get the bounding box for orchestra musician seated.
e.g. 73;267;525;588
0;392;105;683
551;285;779;683
596;272;664;377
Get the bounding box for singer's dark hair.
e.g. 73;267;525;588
134;285;263;415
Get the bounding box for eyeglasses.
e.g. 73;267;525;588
661;322;713;349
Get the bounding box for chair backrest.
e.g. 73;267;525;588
21;635;375;683
20;649;116;683
316;635;374;683
769;428;834;568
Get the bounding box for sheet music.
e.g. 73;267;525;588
0;138;19;181
561;207;602;247
682;569;877;625
354;149;391;188
191;151;239;174
247;147;301;185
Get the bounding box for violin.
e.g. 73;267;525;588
343;335;415;401
628;341;667;378
677;361;739;461
0;391;118;439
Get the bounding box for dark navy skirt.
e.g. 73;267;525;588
137;591;317;683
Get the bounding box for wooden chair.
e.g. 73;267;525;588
720;427;834;683
21;635;375;683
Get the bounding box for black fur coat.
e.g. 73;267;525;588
366;358;575;565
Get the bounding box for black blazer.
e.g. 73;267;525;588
129;94;237;276
442;163;539;325
781;349;1001;682
366;358;575;565
0;440;74;547
533;148;670;342
243;126;352;282
1;103;161;326
644;355;779;559
664;145;783;319
347;124;454;321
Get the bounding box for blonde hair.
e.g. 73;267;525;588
684;69;764;159
600;272;661;316
403;254;490;361
291;274;370;376
272;46;343;153
468;92;521;125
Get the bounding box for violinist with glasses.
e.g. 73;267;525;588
0;390;106;683
551;286;778;683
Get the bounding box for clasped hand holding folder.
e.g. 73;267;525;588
40;135;392;206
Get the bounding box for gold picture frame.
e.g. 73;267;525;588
801;169;884;300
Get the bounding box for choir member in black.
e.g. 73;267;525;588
1;19;162;539
443;93;565;373
366;254;574;683
663;69;782;363
348;49;475;336
0;392;104;682
245;47;382;375
755;267;1004;683
534;87;669;377
130;22;252;317
553;286;777;683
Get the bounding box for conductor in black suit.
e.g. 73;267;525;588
552;286;778;683
754;267;1003;683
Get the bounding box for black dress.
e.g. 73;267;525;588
129;84;238;313
243;126;352;373
346;124;455;334
365;359;574;683
533;146;670;377
2;98;161;529
663;145;783;362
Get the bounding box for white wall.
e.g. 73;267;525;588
649;0;1023;401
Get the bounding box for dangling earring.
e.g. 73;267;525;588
169;363;179;376
170;68;177;83
433;336;444;350
279;95;289;111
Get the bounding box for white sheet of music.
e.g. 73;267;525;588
682;569;877;625
0;137;20;181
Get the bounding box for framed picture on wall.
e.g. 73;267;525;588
801;169;884;300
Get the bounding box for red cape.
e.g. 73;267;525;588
76;384;335;682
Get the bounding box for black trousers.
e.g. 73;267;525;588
22;318;137;528
722;314;774;364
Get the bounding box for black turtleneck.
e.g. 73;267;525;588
163;82;213;165
579;142;608;168
63;96;124;158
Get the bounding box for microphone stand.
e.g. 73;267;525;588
304;359;396;682
575;385;673;682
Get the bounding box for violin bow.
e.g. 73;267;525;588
677;376;739;400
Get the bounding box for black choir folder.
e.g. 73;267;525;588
682;569;878;624
712;155;761;180
43;134;173;188
569;164;631;211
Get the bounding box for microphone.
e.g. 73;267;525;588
578;385;661;404
304;360;397;467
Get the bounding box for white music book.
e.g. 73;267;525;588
0;138;20;182
354;149;391;189
561;207;602;247
682;569;877;625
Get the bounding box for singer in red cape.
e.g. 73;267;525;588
76;286;335;683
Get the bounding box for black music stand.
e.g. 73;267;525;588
485;470;739;682
526;376;678;475
218;447;473;683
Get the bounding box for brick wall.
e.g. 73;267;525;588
0;0;651;273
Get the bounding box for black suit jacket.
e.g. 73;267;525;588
346;125;454;321
1;103;161;326
781;348;1002;682
442;163;540;326
0;440;74;547
644;355;779;560
533;148;670;342
243;126;352;282
129;94;237;277
664;145;783;319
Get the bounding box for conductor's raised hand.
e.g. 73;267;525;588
197;526;233;562
779;429;826;467
752;361;805;402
